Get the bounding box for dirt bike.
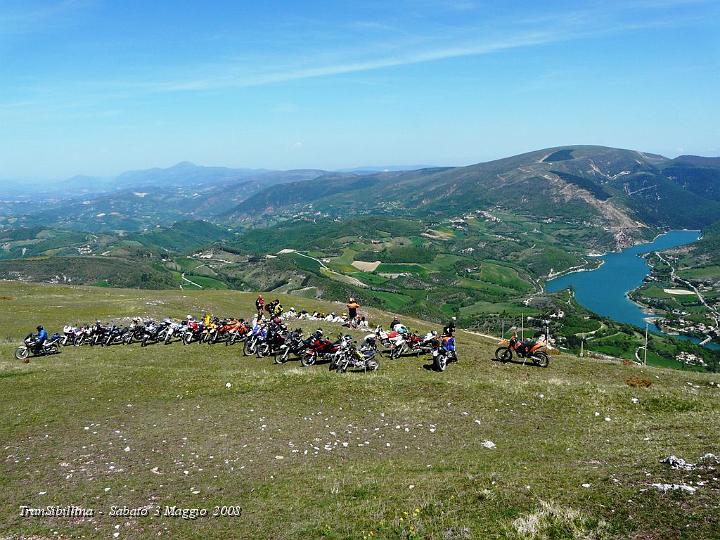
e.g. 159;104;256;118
243;327;268;357
495;335;550;368
141;321;167;347
15;333;62;361
273;329;306;364
332;338;379;373
182;321;204;345
103;325;127;346
221;320;249;345
301;333;341;367
430;336;457;371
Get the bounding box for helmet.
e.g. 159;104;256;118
316;328;324;337
37;325;43;331
96;320;101;324
452;316;457;321
186;315;192;320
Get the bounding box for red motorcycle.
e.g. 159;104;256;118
301;331;340;367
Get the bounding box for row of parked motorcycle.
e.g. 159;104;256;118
15;316;459;372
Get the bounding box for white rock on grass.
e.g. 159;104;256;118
225;383;232;388
650;483;696;494
482;440;496;449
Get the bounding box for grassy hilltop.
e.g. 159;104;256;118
0;282;719;539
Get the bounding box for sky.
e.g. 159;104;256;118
1;0;719;181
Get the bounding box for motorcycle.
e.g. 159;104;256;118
273;329;306;364
103;324;128;346
89;323;109;346
494;335;549;368
123;319;146;344
301;332;340;367
243;324;268;357
141;320;168;347
431;336;457;372
162;321;184;345
332;337;379;373
61;325;85;346
15;333;62;361
182;320;205;345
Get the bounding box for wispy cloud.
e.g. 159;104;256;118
119;5;709;95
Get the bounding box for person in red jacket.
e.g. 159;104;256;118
255;295;265;320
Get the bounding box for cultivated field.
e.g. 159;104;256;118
0;282;718;539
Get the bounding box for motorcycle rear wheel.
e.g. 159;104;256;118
533;352;550;368
256;343;270;357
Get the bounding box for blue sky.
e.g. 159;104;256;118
1;0;719;180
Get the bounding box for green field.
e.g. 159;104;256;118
1;282;719;538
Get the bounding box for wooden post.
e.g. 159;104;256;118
644;323;648;366
580;339;584;358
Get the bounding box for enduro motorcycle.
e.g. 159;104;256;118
273;329;306;364
243;325;268;357
332;337;379;373
400;332;436;357
263;325;289;358
89;323;109;346
123;319;146;344
141;320;167;347
72;326;93;346
494;335;549;368
103;324;127;346
15;333;62;361
182;320;204;345
301;332;340;367
431;336;457;372
61;325;85;346
217;319;249;345
162;321;184;345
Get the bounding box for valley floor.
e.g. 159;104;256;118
0;283;719;539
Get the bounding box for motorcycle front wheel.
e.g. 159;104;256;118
495;347;512;363
434;353;447;372
300;352;316;367
243;340;255;356
274;347;290;364
15;347;29;361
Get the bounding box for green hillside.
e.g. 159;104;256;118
0;283;718;539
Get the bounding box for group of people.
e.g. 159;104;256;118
254;295;371;329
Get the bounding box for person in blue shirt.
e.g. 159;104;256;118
34;325;48;354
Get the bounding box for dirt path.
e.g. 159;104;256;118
180;273;203;289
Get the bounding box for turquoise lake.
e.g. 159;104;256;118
545;230;718;350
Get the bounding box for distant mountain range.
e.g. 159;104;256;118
4;146;720;241
228;146;720;243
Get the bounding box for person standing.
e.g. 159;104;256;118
347;297;360;320
255;295;265;320
443;316;456;337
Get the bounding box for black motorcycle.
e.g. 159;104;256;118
273;329;306;364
